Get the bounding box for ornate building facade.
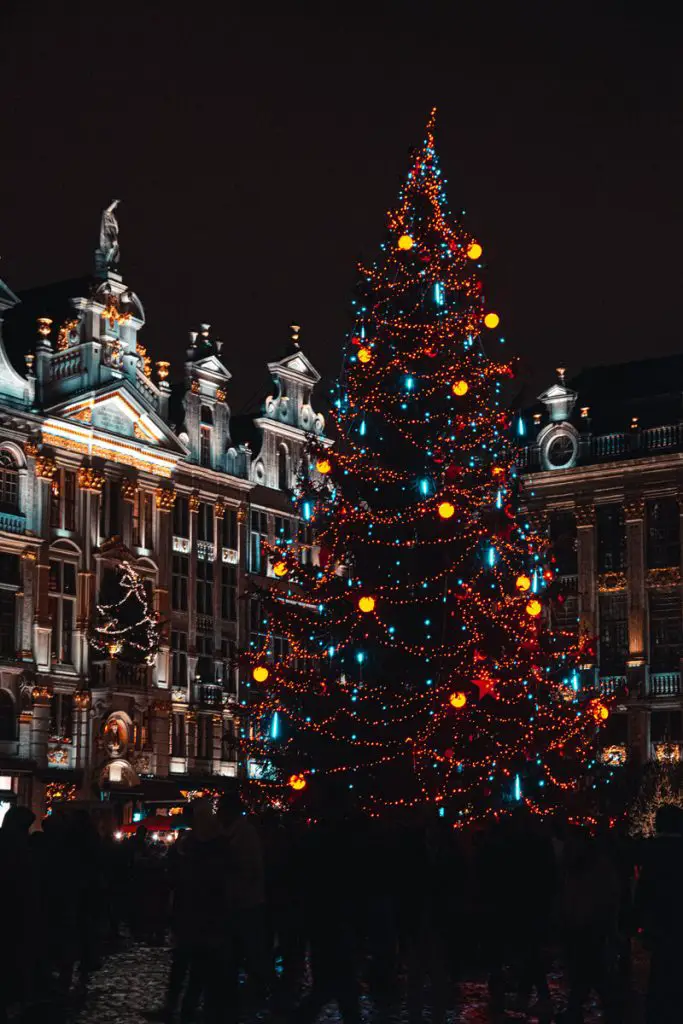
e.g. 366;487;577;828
520;360;683;768
0;207;328;820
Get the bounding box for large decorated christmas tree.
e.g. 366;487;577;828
244;111;605;823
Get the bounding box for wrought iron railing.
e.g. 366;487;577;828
0;511;26;534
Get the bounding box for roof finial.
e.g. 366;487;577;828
290;323;301;349
97;200;121;274
556;366;566;385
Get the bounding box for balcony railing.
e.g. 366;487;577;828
91;659;151;690
599;675;627;697
0;511;26;534
650;671;681;697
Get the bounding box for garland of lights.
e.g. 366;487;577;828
242;109;607;824
91;561;159;665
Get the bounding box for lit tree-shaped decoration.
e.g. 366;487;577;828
91;562;159;665
244;111;604;823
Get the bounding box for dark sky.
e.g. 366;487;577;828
2;1;683;410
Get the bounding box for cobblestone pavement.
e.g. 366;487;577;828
66;940;645;1023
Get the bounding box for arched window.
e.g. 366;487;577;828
0;452;19;512
0;690;15;742
278;445;289;491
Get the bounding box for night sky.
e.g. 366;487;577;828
3;2;683;411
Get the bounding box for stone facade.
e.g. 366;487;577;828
520;361;683;767
0;222;328;821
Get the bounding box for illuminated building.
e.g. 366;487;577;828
0;207;327;818
520;361;683;766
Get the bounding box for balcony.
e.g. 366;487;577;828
0;511;26;535
91;659;151;690
194;683;225;707
599;675;627;697
649;672;681;698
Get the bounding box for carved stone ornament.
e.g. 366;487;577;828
188;491;201;514
78;465;106;493
171;688;187;704
120;477;138;503
647;566;681;589
24;437;41;458
237;505;247;524
598;571;627;593
623;497;645;521
214;501;226;520
31;685;53;704
574;504;596;527
155;487;177;512
73;691;92;710
216;388;226;403
191;379;200;394
35;455;56;480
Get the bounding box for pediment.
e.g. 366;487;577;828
194;355;232;380
270;348;320;383
48;383;187;454
538;383;576;402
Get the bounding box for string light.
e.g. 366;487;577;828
243;108;604;822
91;562;159;665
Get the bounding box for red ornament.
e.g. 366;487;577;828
424;347;438;358
444;747;455;759
473;674;497;699
445;464;461;482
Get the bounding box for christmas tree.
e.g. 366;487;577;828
244;111;605;823
91;561;159;665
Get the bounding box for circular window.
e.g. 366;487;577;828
546;433;576;469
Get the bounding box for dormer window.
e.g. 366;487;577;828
200;426;212;468
200;405;214;425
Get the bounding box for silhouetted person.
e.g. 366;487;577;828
289;788;362;1024
32;813;78;1002
218;790;269;1017
0;806;36;1022
561;829;620;1024
69;810;104;984
636;803;683;1024
146;799;232;1024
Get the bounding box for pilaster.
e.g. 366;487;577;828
575;503;597;648
30;685;52;768
150;701;170;777
624;496;647;698
154;486;175;689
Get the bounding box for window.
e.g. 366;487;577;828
50;693;74;740
0;554;19;660
278;445;289;491
548;511;576;576
597;505;626;572
198;715;213;760
99;480;122;541
171;712;186;757
651;710;682;743
221;507;238;551
0;452;19;512
200;426;212;468
133;491;154;549
249;511;268;573
298;522;314;566
649;591;683;671
200;405;214;425
273;634;289;661
221;564;237;621
50;468;76;531
599;593;628;672
222;719;237;761
173;496;189;539
48;560;76;664
275;516;293;544
172;555;189;611
647;498;680;569
196;558;214;615
250;596;269;653
196;633;214;682
171;631;188;687
197;502;213;543
222;638;236;693
0;690;15;742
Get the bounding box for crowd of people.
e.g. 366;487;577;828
1;791;682;1024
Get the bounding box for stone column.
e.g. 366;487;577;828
624;496;649;763
575;502;597;642
188;491;200;658
19;549;38;660
75;469;104;676
33;457;56;672
72;691;91;789
212;712;223;774
30;685;52;767
186;710;197;771
214;501;225;660
154;487;175;689
150;701;170;777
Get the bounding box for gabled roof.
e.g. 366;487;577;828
268;346;320;383
193;353;232;382
0;278;19;312
46;379;188;456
